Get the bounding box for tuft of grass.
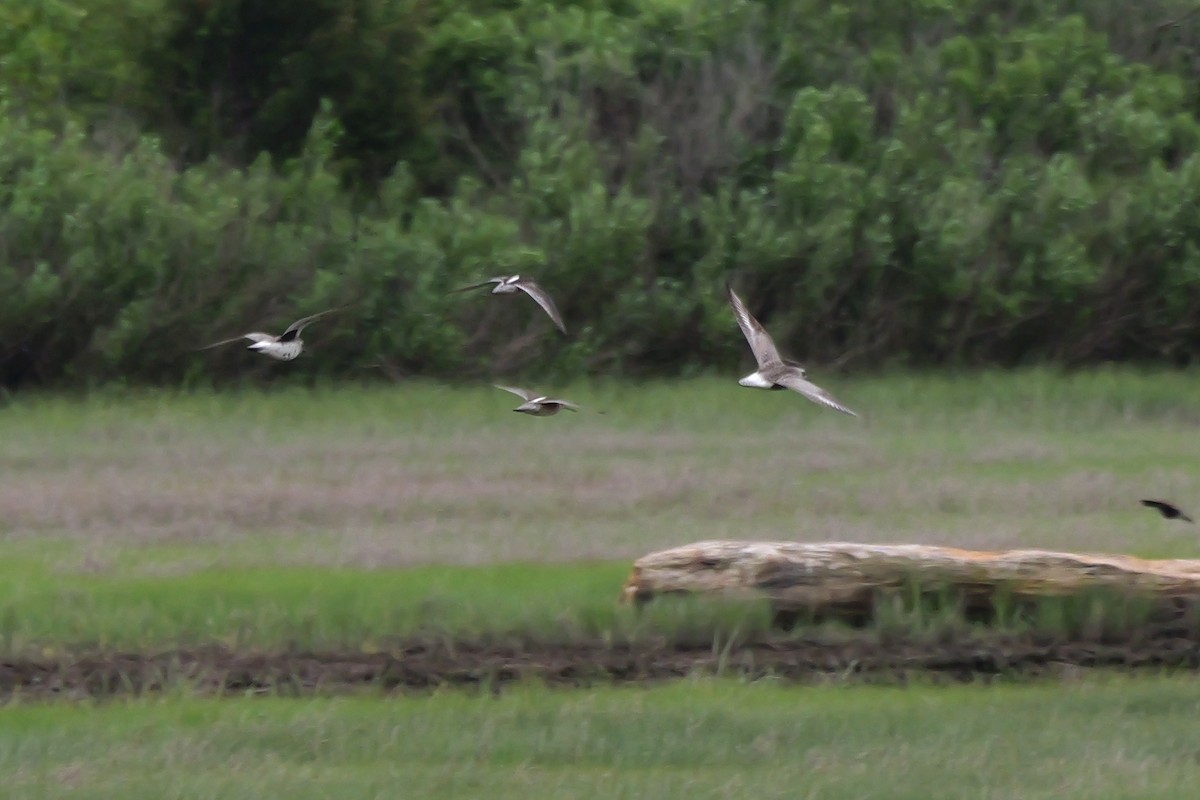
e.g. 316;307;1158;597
869;580;1175;643
0;553;1188;657
0;559;791;655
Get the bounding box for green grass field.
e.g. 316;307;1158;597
7;677;1200;799
2;369;1199;797
0;368;1197;650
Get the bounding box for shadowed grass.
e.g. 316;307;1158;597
6;677;1200;798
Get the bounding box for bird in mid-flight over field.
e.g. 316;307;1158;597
494;385;580;417
725;284;858;417
198;308;343;361
1140;499;1194;523
452;275;567;334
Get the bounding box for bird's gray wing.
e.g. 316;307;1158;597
774;370;859;417
725;284;783;369
514;279;567;334
282;308;342;338
450;278;505;294
197;332;273;351
494;384;538;401
542;397;579;411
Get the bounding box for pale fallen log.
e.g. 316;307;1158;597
621;541;1200;625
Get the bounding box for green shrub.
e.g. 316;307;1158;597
2;0;1200;387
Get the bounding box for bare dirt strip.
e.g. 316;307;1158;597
4;625;1200;699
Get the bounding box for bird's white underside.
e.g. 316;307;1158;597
738;371;776;389
249;340;303;361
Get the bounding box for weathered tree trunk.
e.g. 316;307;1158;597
621;541;1200;627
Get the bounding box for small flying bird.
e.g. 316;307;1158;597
198;308;342;361
452;275;567;334
494;385;580;416
726;283;858;417
1140;499;1194;523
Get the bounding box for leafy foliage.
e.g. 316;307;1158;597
2;0;1200;387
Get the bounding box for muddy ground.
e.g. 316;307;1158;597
4;623;1200;699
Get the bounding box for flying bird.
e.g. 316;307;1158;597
725;284;858;417
198;308;342;361
1140;499;1194;523
494;385;580;417
452;275;567;334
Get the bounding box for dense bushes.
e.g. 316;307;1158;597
2;0;1200;388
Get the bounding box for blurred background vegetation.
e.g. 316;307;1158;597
2;0;1200;388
